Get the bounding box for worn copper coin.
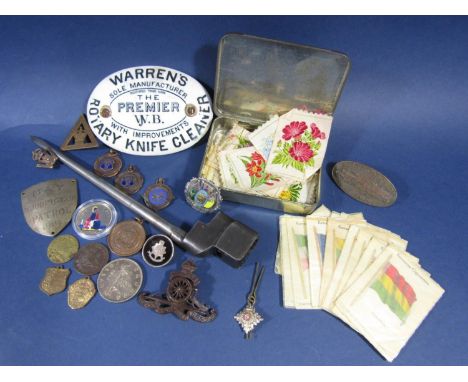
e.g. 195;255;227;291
107;219;146;257
74;243;109;275
68;277;96;309
39;267;71;296
332;161;397;207
97;258;143;303
47;234;79;264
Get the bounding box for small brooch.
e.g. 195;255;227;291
234;263;265;339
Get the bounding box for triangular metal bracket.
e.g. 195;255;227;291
60;114;99;151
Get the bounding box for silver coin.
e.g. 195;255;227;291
97;258;143;303
332;161;397;207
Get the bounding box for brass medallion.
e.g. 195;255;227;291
47;234;79;264
93;150;123;178
21;178;78;237
60;114;99;151
39;267;71;296
107;218;146;257
68;277;96;309
114;165;144;195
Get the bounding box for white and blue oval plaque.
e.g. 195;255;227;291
86;66;213;156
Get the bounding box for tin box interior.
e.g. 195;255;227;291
199;33;350;214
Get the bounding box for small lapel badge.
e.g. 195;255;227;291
61;114;99;151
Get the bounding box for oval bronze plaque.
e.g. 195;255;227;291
86;66;213;156
332;161;397;207
21;178;78;236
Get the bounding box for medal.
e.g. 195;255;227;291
47;234;79;264
74;243;109;276
39;267;71;296
141;234;174;268
72;199;118;240
184;177;222;213
234;263;265;339
93;150;123;178
138;260;217;323
143;178;174;211
68;277;96;309
114;165;144;195
108;218;146;257
97;258;143;303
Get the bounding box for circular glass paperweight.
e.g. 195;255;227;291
72;199;118;240
184;177;222;214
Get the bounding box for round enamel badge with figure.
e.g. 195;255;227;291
72;199;118;240
86;66;213;156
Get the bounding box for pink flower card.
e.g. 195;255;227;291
265;109;333;181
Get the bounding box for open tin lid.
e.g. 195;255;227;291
214;34;350;124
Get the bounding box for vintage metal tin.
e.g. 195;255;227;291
199;34;350;214
86;66;213;156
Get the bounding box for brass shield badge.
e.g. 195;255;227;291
40;267;71;296
21;178;78;236
68;278;96;309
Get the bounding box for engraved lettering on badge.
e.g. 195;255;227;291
86;66;213;156
21;179;78;236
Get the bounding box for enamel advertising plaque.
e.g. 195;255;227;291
86;66;213;156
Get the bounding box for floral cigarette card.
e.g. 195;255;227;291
219;147;283;192
200;123;252;185
265;109;333;181
249;115;279;158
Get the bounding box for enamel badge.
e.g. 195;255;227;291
21;179;78;237
86;66;213;156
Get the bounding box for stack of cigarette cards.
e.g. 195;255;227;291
276;205;444;362
201;109;333;204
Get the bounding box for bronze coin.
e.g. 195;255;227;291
332;161;397;207
107;219;146;257
74;243;109;275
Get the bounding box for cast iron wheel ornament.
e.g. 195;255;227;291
138;260;217;323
